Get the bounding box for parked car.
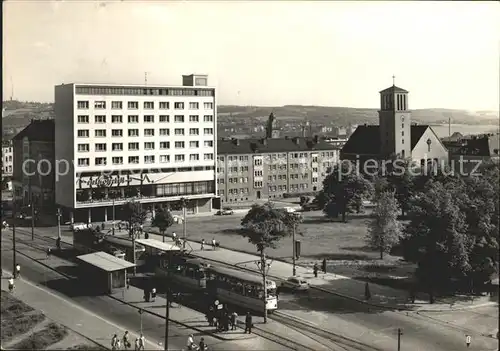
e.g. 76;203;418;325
216;207;234;216
281;276;310;291
70;222;92;231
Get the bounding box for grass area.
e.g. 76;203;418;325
150;209;418;283
0;292;46;342
11;322;68;350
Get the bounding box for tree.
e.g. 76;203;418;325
240;202;303;322
403;181;471;302
122;201;147;238
318;161;373;222
366;191;402;259
152;208;175;242
386;159;415;218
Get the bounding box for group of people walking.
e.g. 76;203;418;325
111;331;145;350
205;305;253;334
8;264;21;293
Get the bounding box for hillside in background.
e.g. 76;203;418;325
2;101;498;133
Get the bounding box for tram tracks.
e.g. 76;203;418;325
271;311;381;351
6;228;381;350
1;229;321;351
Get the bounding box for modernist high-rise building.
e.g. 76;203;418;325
54;74;217;223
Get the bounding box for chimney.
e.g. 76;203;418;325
313;135;319;143
292;137;300;145
232;138;240;146
261;138;267;145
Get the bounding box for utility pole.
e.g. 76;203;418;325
57;208;61;240
31;202;35;241
181;198;187;249
256;251;269;323
12;201;17;274
292;224;296;276
112;197;115;236
397;328;403;351
164;252;172;351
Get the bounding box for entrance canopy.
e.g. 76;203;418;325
135;238;181;253
77;251;136;272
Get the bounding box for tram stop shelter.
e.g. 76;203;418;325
77;251;136;295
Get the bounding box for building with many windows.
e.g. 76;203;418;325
216;136;340;204
2;137;14;182
12;119;56;210
54;74;217;223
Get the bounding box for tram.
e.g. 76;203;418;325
206;265;278;313
156;255;208;291
73;230;146;266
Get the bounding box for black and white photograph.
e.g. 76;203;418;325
1;1;499;350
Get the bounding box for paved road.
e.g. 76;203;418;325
277;288;498;351
8;225;499;351
0;235;287;351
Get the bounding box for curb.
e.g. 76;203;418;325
2;269;110;351
9;238;232;342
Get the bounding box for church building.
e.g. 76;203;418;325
341;83;449;169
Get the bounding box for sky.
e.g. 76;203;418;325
3;1;499;110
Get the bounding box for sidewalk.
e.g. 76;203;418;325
109;284;252;342
142;231;497;312
1;269;160;350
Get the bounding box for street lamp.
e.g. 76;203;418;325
180;198;187;249
56;208;62;240
397;328;403;351
112;196;116;236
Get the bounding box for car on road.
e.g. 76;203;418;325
70;222;92;231
216;207;234;216
280;276;310;291
283;207;296;213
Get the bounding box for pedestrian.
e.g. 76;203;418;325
134;337;140;351
244;312;252;334
201;238;205;251
207;306;214;326
313;263;318;278
123;331;131;350
144;231;149;239
212;238;216;250
8;277;14;293
111;334;119;350
151;287;156;302
199;337;206;351
126;277;130;289
230;311;238;330
172;232;177;242
364;282;371;301
138;333;145;350
15;264;20;278
322;258;327;274
46;247;52;258
56;237;61;250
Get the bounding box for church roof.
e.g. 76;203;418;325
379;85;409;94
341;125;428;155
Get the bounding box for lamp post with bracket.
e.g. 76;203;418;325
255;252;273;323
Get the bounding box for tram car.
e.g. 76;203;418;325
155;255;208;291
73;230;146;266
206;265;278;313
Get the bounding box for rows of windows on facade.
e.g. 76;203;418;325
75;100;214;167
216;151;338;200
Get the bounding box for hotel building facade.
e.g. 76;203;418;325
54;74;217;223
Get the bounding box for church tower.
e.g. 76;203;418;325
378;78;411;159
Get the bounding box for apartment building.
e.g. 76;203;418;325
216;136;340;204
54;74;217;223
2;137;14;178
11;119;56;209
